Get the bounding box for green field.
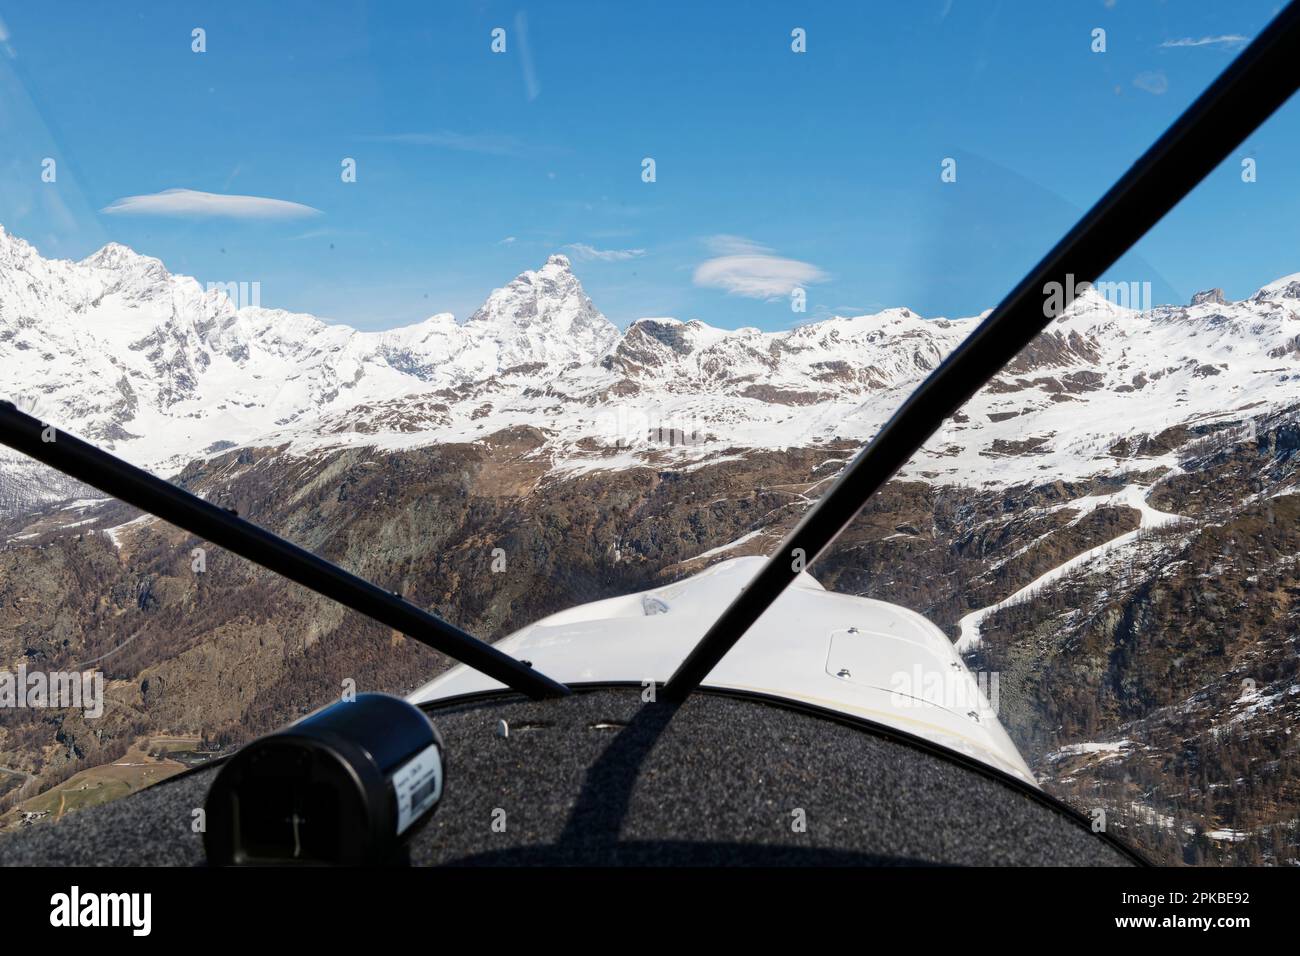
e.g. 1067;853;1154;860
2;741;192;829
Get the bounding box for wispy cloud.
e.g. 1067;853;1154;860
1160;35;1251;49
360;130;535;157
704;234;773;256
287;227;357;241
694;235;827;300
102;188;321;220
514;11;540;101
565;242;645;262
1133;71;1169;95
554;197;646;218
498;236;517;245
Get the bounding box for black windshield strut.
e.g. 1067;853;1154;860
664;2;1300;700
0;400;570;700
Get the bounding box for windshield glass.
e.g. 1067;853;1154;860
0;1;1292;867
815;85;1300;870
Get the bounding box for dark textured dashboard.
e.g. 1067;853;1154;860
0;688;1138;866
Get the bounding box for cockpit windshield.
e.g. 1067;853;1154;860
1;2;1296;869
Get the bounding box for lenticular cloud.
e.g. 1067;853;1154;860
102;188;321;220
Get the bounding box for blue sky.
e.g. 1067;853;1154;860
0;0;1296;331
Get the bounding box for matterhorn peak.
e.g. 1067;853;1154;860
460;255;620;368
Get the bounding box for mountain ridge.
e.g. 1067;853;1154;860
2;224;1300;517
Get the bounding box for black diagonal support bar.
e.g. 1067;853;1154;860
0;400;569;700
665;3;1300;700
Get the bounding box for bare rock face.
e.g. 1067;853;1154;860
1191;288;1226;306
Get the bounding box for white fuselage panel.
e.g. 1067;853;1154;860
408;557;1036;786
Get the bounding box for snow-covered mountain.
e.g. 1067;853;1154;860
3;222;1300;515
0;228;616;451
0;232;620;510
5;224;1300;865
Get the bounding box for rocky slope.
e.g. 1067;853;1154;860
2;226;1299;864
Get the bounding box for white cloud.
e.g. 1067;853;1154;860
694;236;827;299
1160;35;1250;49
1133;71;1169;95
565;242;645;262
498;236;517;245
102;188;321;220
288;227;348;241
514;11;540;101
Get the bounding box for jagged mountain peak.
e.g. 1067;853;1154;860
1252;271;1300;301
468;254;599;321
0;223;40;265
81;241;168;274
464;254;620;367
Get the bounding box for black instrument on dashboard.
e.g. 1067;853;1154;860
203;694;444;866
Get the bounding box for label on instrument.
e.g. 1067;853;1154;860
393;742;443;835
